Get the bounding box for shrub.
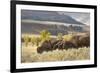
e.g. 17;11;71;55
40;30;51;42
31;36;41;47
35;37;41;47
63;34;73;41
23;35;30;46
57;33;63;40
22;47;90;63
31;36;36;45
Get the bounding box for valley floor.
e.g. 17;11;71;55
21;44;90;63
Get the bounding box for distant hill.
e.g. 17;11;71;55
21;10;89;35
21;21;89;35
21;10;84;25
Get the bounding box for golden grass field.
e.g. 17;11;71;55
21;43;90;63
21;32;90;63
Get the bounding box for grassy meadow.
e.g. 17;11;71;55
21;30;90;63
21;45;90;63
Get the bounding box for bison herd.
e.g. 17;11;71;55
37;34;90;53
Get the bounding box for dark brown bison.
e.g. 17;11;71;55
78;35;90;47
37;40;52;53
37;33;90;54
71;34;90;48
53;40;77;50
37;40;76;54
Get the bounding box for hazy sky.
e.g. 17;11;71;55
57;12;90;25
21;10;90;25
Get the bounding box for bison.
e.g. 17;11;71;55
37;40;77;54
71;34;90;48
37;33;90;54
77;35;90;47
53;40;77;50
37;40;52;53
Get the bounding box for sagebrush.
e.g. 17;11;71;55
21;46;90;63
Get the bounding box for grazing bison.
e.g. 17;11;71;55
78;35;90;47
37;40;52;53
37;40;77;54
62;41;77;49
37;33;90;54
71;34;90;48
53;40;77;50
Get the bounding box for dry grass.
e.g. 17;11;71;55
21;44;90;63
21;33;90;63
